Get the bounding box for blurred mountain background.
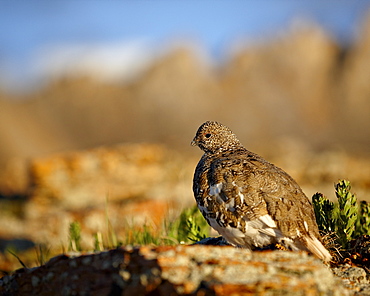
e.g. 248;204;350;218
1;1;370;270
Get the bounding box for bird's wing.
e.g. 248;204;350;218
208;152;319;239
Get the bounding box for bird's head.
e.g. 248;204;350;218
191;121;242;154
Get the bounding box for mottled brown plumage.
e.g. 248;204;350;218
191;121;331;262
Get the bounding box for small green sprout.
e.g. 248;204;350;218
68;221;82;252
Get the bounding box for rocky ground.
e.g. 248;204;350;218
1;244;370;296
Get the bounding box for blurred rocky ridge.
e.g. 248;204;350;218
1;18;370;163
1;17;370;272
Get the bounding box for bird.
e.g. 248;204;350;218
191;121;332;262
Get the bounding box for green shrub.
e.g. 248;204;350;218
312;192;336;233
334;180;358;248
312;179;369;250
356;201;370;236
174;205;209;243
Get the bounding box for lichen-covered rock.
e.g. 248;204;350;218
29;143;187;208
0;245;352;296
0;143;194;251
332;265;370;295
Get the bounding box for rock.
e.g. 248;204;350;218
332;265;368;285
0;245;351;296
29;143;173;207
332;265;370;295
0;143;195;251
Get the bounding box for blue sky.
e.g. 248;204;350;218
0;1;369;92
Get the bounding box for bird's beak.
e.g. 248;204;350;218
191;138;197;146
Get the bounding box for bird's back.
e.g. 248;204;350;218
194;148;320;239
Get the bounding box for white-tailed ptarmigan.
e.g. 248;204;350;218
191;121;332;262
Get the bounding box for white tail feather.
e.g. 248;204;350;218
304;235;332;262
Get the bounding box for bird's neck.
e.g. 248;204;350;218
207;144;245;157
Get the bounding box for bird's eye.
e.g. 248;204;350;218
205;133;212;138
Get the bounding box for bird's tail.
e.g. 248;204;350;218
303;235;332;262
